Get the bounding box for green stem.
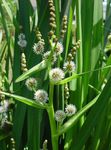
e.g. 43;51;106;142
47;106;58;150
47;83;58;150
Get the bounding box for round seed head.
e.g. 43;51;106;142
55;110;66;123
33;41;44;55
54;42;63;55
25;78;38;91
43;51;57;64
63;61;76;72
65;104;77;117
49;68;65;83
34;89;48;103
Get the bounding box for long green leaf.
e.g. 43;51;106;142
16;60;47;82
73;76;111;150
57;95;99;136
0;91;46;109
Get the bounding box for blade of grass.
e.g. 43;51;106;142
81;0;94;108
57;94;99;136
72;75;111;150
64;0;77;60
2;0;13;22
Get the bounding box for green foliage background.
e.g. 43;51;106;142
0;0;111;150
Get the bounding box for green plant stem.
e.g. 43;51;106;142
47;83;58;150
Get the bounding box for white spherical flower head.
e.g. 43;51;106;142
25;78;37;91
55;42;63;55
43;51;57;64
18;33;25;40
33;41;44;55
43;51;51;59
55;110;66;123
63;61;76;72
65;104;77;117
34;89;48;103
49;68;65;83
18;40;27;48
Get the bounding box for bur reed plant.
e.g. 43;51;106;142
0;0;111;150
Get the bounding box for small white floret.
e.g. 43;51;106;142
54;42;63;55
55;110;66;123
63;61;76;72
25;78;37;91
65;104;77;117
33;41;44;55
34;89;48;103
49;68;65;83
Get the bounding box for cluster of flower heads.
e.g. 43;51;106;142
17;33;27;48
33;29;45;55
55;104;77;123
25;77;48;104
33;39;63;65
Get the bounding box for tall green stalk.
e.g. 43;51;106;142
47;83;58;150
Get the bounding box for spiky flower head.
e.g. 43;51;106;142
54;42;63;55
34;89;48;103
55;110;66;123
49;68;65;83
33;41;44;55
25;78;37;91
63;61;76;72
65;104;77;117
43;51;57;63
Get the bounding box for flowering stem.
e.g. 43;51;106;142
47;83;58;150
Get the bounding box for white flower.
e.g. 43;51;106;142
18;40;27;48
54;42;63;55
63;61;76;72
33;41;44;55
65;104;77;117
25;78;37;91
55;110;66;123
49;68;65;83
43;51;57;63
34;89;48;103
18;33;25;40
18;33;27;48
